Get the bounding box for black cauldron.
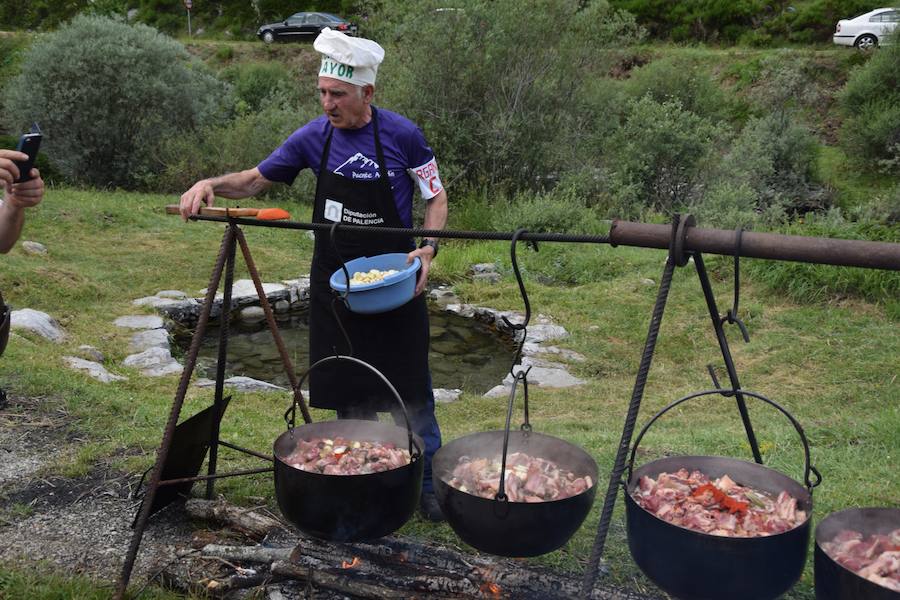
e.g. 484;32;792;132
433;373;598;557
815;507;900;600
625;389;821;600
273;355;424;542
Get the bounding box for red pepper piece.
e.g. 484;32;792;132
691;482;749;514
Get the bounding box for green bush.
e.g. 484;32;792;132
2;15;230;189
838;40;900;174
371;0;641;191
604;95;720;214
490;187;608;235
621;55;730;122
0;0;88;30
0;35;30;95
153;92;320;197
608;0;782;43
220;61;297;114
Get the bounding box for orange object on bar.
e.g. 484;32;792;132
165;205;291;220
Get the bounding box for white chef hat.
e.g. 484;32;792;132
314;28;385;87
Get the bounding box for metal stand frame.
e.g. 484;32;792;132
114;222;312;599
107;211;899;599
581;215;762;595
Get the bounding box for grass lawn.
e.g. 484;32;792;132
0;187;897;598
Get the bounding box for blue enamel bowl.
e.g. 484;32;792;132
329;253;421;314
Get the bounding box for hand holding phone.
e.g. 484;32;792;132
13;123;42;183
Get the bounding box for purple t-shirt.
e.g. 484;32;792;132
257;107;443;228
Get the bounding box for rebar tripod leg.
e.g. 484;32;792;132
693;253;762;463
581;258;676;596
207;223;239;498
114;226;235;600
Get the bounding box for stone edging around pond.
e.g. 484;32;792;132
46;276;587;403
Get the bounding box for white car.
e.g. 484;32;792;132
833;7;899;49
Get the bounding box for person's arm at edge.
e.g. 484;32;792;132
409;188;448;296
0;150;44;253
179;167;273;221
0;199;25;254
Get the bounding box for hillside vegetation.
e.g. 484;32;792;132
0;4;897;599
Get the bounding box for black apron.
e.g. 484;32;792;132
308;107;430;413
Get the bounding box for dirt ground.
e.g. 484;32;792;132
0;391;660;600
0;391;192;595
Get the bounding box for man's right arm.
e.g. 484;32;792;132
179;167;273;221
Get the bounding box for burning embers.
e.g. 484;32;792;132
282;436;411;475
632;469;807;537
821;528;900;591
447;451;593;502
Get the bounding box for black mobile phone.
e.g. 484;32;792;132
13;123;42;183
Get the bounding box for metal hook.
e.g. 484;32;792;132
502;229;537;374
330;296;354;358
720;227;750;343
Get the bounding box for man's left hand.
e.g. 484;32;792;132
408;245;435;296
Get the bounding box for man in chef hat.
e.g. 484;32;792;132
180;28;448;522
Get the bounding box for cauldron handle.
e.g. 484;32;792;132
625;389;822;492
495;367;531;507
284;354;422;460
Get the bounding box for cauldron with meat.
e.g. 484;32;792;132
815;507;900;599
273;355;424;541
625;389;820;600
432;376;598;557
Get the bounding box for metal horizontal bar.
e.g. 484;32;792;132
218;440;274;462
187;214;900;271
157;466;274;487
609;220;900;271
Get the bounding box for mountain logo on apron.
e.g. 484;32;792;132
335;152;380;180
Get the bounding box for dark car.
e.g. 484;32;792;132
257;12;358;43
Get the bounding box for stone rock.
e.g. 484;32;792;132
203;279;286;301
641;278;656;287
433;388;463;404
132;296;185;308
10;309;65;343
240;306;266;323
504;365;585;388
484;384;511;398
428;286;459;307
123;347;182;377
63;357;126;383
195;376;287;392
77;345;104;363
524;322;568;344
156;290;189;299
114;315;164;330
473;272;501;285
471;263;498;274
21;241;47;255
274;300;290;314
524;343;586;362
155;299;202;324
129;329;170;353
521;355;568;370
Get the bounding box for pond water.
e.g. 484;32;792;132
181;305;517;395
